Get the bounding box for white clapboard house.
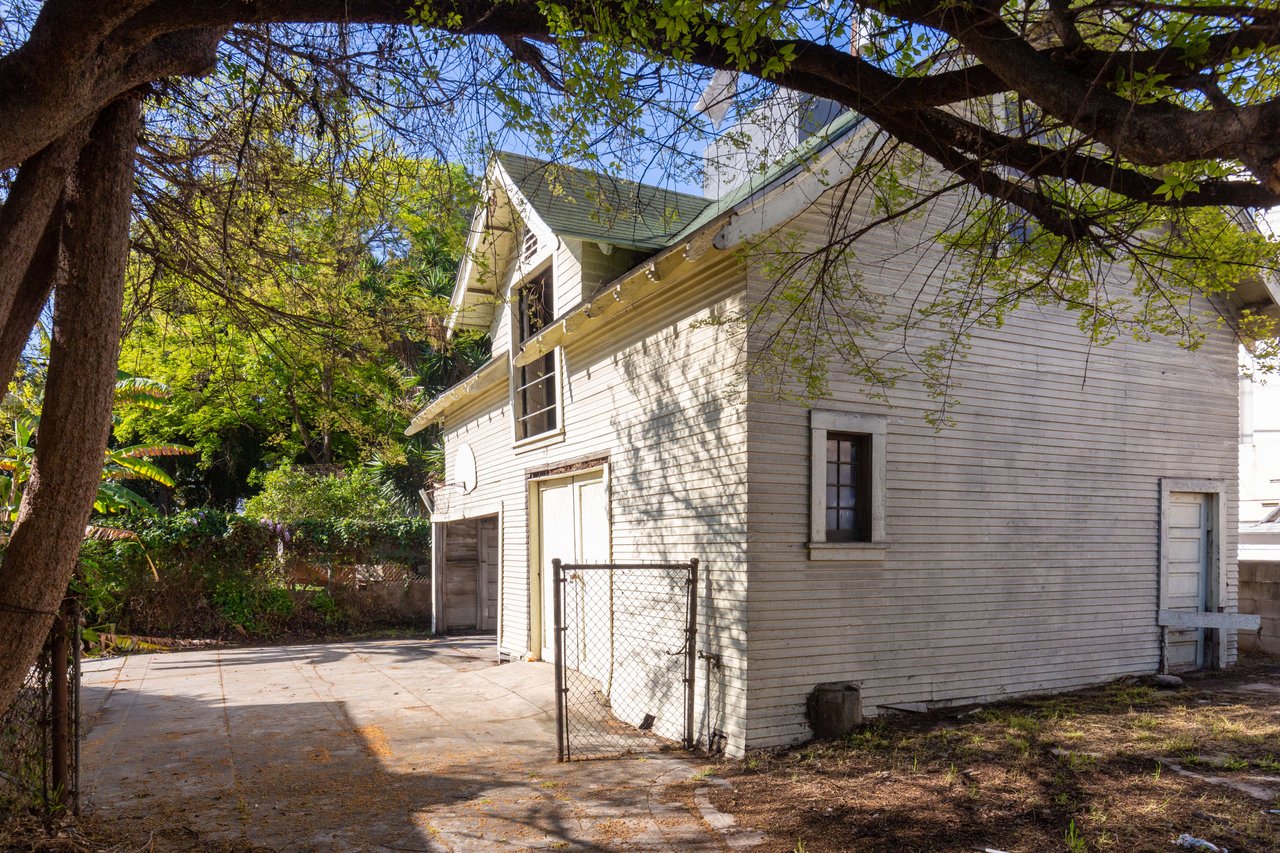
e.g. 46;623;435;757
407;95;1268;756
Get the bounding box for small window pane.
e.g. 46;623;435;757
824;431;873;543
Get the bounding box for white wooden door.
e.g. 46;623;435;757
537;471;607;661
1165;492;1214;670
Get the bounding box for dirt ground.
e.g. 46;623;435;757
701;654;1280;853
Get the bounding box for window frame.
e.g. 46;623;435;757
510;263;565;451
809;410;887;561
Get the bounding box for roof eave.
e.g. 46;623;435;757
404;357;507;436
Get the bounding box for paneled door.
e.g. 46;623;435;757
536;470;608;661
1164;491;1215;670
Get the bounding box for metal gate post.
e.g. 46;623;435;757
50;599;70;810
684;558;699;751
70;597;81;814
552;558;567;762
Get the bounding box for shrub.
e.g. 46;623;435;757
243;465;405;524
73;507;430;641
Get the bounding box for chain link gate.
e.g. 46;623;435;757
553;558;698;761
0;598;81;815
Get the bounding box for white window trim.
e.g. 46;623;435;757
511;345;565;452
809;410;887;562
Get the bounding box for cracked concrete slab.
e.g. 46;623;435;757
80;638;724;852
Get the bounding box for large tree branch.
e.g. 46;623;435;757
0;207;65;392
0;126;87;341
871;1;1280;188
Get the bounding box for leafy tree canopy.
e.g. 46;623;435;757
113;119;487;504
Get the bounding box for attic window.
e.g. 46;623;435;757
521;228;539;265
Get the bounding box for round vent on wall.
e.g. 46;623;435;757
457;443;478;494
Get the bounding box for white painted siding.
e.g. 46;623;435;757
742;193;1240;749
440;247;754;754
440;170;1243;757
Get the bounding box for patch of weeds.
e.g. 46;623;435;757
1105;685;1157;708
1158;734;1196;754
310;589;342;626
793;839;807;853
1127;713;1159;731
1064;818;1088;853
1056;751;1098;772
1006;734;1033;757
845;724;894;751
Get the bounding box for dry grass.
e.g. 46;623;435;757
707;657;1280;853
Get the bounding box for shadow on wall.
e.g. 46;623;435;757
609;312;747;751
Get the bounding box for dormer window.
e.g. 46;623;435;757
515;269;558;441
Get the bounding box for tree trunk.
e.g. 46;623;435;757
0;93;141;716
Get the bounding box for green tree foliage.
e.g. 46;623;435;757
115;124;487;504
243;465;402;524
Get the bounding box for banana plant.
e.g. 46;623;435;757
0;373;196;535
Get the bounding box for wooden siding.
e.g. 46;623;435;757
440;246;754;754
742;193;1240;749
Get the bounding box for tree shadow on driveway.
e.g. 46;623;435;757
79;639;719;852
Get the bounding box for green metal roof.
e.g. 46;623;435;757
495;151;712;250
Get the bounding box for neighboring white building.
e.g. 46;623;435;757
409;102;1267;757
1239;359;1280;558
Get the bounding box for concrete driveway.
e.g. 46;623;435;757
79;638;723;852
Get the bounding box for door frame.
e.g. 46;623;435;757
430;504;505;641
1158;478;1227;670
475;513;501;633
528;464;610;661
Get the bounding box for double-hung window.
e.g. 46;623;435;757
809;410;887;559
515;269;558;441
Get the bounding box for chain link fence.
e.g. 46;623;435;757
0;600;80;817
553;559;697;761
